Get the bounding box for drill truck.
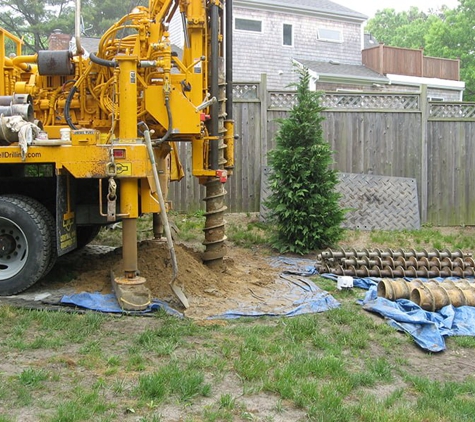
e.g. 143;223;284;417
0;0;234;309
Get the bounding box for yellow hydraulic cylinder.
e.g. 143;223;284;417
116;55;138;141
120;179;139;276
116;55;140;279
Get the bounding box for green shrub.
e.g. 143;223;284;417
265;67;345;254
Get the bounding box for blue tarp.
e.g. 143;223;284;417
321;274;475;352
60;257;340;319
61;292;183;317
210;276;340;319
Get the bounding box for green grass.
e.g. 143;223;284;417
1;303;475;421
136;359;211;403
95;212;275;249
367;226;475;251
94;212;475;257
3;219;475;420
226;221;273;248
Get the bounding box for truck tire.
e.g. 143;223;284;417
0;195;54;295
41;203;57;277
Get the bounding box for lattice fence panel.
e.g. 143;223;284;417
269;92;297;110
233;83;259;101
322;94;419;110
430;103;475;119
268;92;420;111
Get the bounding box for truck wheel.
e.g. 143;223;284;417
0;195;54;295
40;203;57;277
76;225;101;249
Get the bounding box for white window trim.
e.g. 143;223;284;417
282;23;293;47
234;17;263;33
317;27;343;43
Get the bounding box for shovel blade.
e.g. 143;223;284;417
170;282;189;308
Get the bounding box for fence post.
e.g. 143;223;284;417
260;73;268;167
420;84;428;223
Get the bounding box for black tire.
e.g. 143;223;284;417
40;203;57;277
0;195;54;295
76;225;102;249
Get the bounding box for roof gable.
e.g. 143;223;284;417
296;58;389;84
234;0;368;21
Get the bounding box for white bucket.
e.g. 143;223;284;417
337;276;353;290
60;127;71;141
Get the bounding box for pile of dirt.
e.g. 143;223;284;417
52;240;291;319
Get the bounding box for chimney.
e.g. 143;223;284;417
48;29;71;50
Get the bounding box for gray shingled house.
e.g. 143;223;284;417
233;0;389;90
233;0;464;99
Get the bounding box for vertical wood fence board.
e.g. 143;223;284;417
427;121;443;224
466;124;475;224
425;120;475;225
228;103;244;212
168;82;475;226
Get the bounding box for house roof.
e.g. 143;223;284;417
81;37;100;53
296;58;389;84
234;0;368;21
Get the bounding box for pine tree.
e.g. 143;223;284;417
265;67;345;254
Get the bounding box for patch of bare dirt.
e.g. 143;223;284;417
35;216;475;373
44;239;294;320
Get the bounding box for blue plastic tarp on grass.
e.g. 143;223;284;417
60;258;341;320
319;273;475;352
61;292;183;317
268;256;318;276
210;276;340;319
360;284;475;352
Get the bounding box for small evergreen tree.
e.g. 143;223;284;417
265;67;345;254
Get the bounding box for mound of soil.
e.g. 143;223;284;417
49;240;289;319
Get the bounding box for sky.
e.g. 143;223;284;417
333;0;460;19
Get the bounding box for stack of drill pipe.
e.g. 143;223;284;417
315;247;475;278
409;279;475;312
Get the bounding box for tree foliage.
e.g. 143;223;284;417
80;0;147;37
265;67;345;254
0;0;147;53
425;1;475;99
366;2;475;99
365;7;441;50
0;0;75;52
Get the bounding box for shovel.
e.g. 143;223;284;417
144;128;189;308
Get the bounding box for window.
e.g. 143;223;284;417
235;18;262;32
283;23;293;46
317;27;343;43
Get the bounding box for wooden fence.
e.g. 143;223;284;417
362;45;460;81
169;75;475;226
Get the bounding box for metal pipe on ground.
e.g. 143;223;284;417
317;263;475;278
377;278;425;300
318;247;471;262
342;256;475;270
410;280;475;311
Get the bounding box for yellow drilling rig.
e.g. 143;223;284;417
0;0;234;309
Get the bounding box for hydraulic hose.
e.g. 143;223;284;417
155;96;172;145
64;85;78;130
89;52;118;68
